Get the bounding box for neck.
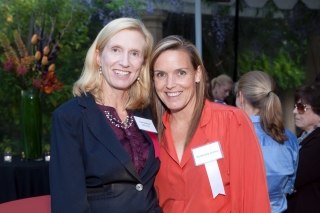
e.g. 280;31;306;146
169;99;196;126
169;111;192;127
305;124;320;133
102;90;128;109
100;85;130;121
243;103;259;116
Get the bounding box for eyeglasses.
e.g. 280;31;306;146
294;102;312;114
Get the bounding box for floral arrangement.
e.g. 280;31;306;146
0;29;63;94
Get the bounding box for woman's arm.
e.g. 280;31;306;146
229;110;271;213
283;130;299;194
50;106;91;213
295;133;320;188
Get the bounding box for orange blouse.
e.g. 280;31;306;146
155;100;271;213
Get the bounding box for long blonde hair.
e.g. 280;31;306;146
234;71;287;144
150;35;208;147
73;18;153;110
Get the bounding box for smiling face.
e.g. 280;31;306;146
293;100;320;132
96;29;145;92
153;50;201;114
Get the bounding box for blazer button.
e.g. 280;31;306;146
136;183;143;191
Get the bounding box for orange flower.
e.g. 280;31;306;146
35;51;41;60
42;85;54;94
43;46;50;55
54;83;63;90
1;30;63;93
41;56;48;65
31;34;38;45
48;64;55;72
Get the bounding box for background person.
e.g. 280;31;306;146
234;71;299;213
211;74;233;104
150;35;270;213
50;18;163;213
287;83;320;213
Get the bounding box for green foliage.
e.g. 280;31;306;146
236;1;314;89
0;136;20;154
106;0;145;12
238;50;305;89
0;0;92;153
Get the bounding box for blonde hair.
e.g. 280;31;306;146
73;18;153;110
211;74;233;89
234;71;287;144
149;35;208;147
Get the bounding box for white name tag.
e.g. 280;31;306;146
192;142;225;198
192;142;223;166
134;116;157;133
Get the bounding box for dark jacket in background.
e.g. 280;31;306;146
287;128;320;213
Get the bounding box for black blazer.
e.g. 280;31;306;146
287;128;320;213
49;94;162;213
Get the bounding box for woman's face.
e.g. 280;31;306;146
212;82;233;101
153;50;201;114
96;29;145;92
293;99;320;132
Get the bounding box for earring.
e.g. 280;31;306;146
137;77;140;81
196;80;200;83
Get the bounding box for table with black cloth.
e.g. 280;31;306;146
0;155;50;204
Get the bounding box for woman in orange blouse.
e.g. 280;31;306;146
149;35;271;213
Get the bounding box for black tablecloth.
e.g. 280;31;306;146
0;155;50;204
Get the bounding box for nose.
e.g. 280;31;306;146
166;74;176;89
119;53;129;67
293;107;297;114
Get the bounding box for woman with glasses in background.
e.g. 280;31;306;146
287;83;320;213
234;71;299;213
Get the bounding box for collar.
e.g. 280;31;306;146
249;115;260;123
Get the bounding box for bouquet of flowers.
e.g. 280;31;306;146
0;29;63;94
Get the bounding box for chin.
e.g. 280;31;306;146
167;105;184;113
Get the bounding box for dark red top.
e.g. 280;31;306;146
97;104;150;175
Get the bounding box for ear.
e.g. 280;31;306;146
95;49;101;66
238;91;244;106
195;65;202;83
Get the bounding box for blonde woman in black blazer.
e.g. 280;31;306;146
287;83;320;213
49;18;162;213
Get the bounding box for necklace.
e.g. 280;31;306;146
104;110;134;129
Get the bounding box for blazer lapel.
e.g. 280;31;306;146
79;95;141;182
139;131;155;179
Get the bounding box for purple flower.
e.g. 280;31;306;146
16;65;27;76
3;60;15;72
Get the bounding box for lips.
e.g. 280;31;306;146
114;69;130;76
166;92;182;97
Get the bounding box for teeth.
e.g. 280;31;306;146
167;92;181;97
115;70;129;75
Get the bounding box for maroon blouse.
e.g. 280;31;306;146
97;104;150;175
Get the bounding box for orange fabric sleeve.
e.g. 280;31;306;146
229;109;271;212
